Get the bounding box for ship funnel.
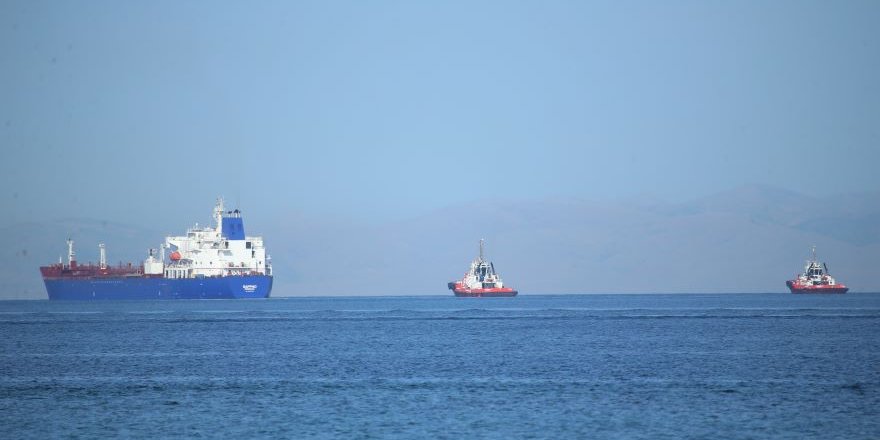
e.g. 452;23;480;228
221;209;245;240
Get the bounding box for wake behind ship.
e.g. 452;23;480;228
40;199;273;300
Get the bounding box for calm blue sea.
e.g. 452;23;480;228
1;294;879;439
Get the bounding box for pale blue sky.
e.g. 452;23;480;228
2;1;878;228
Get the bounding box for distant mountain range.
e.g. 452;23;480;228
3;185;878;299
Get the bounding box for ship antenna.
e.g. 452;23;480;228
479;238;485;262
811;245;817;262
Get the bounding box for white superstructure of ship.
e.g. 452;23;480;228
158;198;272;279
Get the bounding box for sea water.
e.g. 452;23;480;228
1;294;878;439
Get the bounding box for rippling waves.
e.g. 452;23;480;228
2;294;879;439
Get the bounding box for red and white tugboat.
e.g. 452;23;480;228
448;239;517;297
786;246;848;294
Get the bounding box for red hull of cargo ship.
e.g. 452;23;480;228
786;280;848;294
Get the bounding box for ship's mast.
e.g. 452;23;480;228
214;197;225;234
479;238;485;262
67;238;75;266
98;243;106;269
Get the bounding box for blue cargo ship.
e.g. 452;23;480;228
40;199;273;300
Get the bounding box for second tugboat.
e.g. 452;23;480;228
786;246;848;294
448;239;517;297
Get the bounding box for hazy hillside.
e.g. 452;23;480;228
267;185;878;296
3;185;878;299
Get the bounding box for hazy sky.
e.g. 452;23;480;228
2;1;878;228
